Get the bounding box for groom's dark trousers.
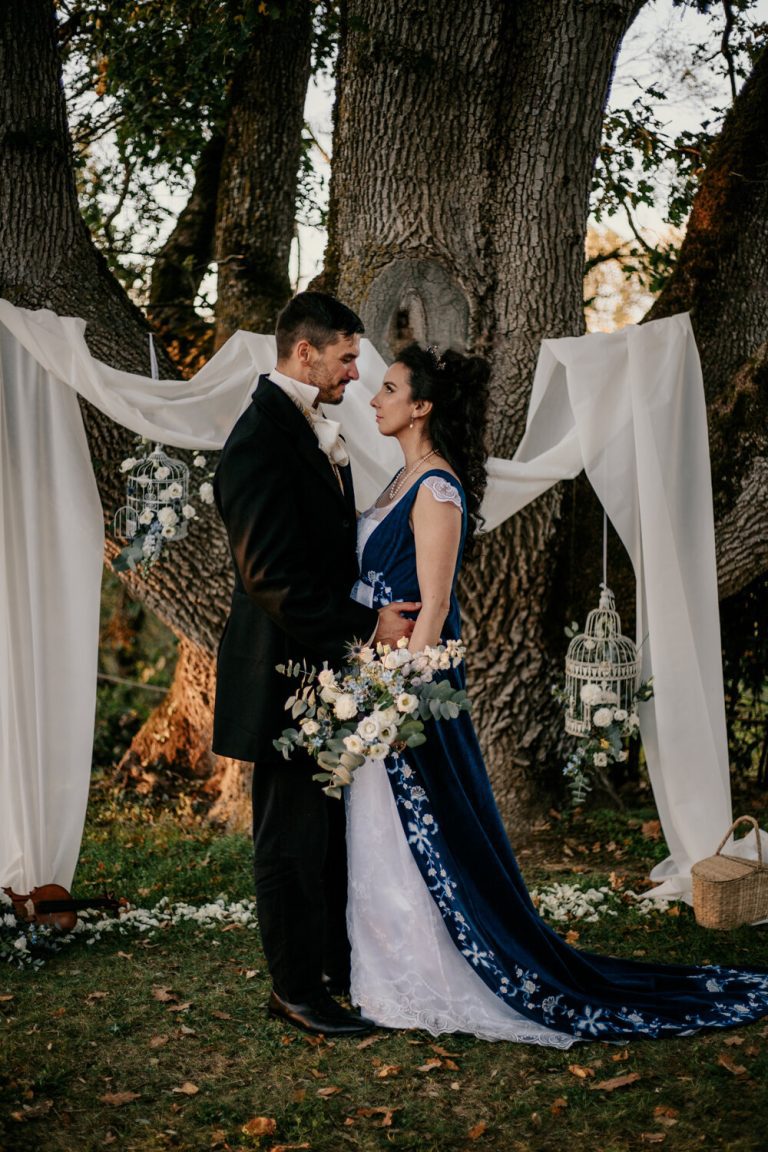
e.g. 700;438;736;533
212;376;376;1001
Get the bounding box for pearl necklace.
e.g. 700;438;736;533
388;449;437;501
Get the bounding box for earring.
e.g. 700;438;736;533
409;412;415;429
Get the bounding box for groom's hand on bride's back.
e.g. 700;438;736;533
374;601;420;647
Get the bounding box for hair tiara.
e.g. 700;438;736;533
426;344;445;371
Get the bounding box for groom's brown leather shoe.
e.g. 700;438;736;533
267;988;373;1037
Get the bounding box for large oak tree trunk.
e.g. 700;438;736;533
323;0;645;831
213;0;314;347
647;47;768;603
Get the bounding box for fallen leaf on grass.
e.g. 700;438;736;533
10;1100;54;1122
317;1086;342;1097
149;1034;169;1048
244;969;259;980
242;1116;276;1137
375;1064;402;1078
172;1082;200;1096
717;1053;748;1077
431;1043;460;1057
152;987;178;1003
589;1072;642;1092
653;1105;679;1129
467;1120;487;1140
211;1010;232;1020
167;1002;193;1013
100;1091;141;1107
0;994;14;1002
640;1134;666;1145
611;1049;630;1062
416;1058;443;1073
116;951;133;959
565;930;580;944
268;1144;311;1151
86;991;108;1003
568;1064;595;1079
356;1106;400;1127
642;820;662;841
550;1097;568;1116
356;1034;382;1050
178;1024;197;1036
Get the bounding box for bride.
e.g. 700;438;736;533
346;341;768;1044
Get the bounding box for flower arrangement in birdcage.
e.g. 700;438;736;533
113;444;215;572
553;584;653;805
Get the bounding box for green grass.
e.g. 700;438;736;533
3;792;768;1152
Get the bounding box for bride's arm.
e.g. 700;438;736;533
408;486;462;650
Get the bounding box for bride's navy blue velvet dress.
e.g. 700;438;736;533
349;469;768;1040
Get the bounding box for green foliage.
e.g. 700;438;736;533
94;571;177;768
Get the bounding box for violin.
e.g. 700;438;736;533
2;884;123;933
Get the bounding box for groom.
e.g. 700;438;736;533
213;291;417;1036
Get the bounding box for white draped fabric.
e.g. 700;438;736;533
0;301;734;899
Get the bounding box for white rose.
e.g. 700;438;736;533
379;723;399;744
383;650;401;670
357;646;376;665
165;481;183;500
161;525;176;539
593;752;608;767
377;706;398;724
136;475;151;487
629;712;640;729
396;692;418;714
357;715;382;742
334;694;358;721
592;708;613;728
120;457;138;472
318;669;337;688
302;719;320;736
193;454;207;468
368;742;389;758
396;636;409;649
154;466;171;480
343;734;365;754
182;504;197;519
613;708;628;722
599;689;618;705
138;508;154;526
13;935;28;953
580;683;602;706
617;750;628;762
199;482;215;505
157;507;178;528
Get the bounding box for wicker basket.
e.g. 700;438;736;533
691;816;768;930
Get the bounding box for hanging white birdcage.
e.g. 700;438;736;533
564;583;640;737
113;444;190;561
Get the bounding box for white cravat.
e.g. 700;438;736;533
269;369;349;467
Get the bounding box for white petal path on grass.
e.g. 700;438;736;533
2;885;670;969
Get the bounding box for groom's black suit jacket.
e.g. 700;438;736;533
212;374;377;765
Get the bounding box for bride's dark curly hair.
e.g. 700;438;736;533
395;342;490;554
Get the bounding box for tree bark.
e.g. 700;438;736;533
324;0;645;830
213;0;314;347
148;133;224;377
647;47;768;603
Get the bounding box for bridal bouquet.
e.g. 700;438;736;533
274;638;470;797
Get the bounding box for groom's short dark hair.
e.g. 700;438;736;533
275;291;364;360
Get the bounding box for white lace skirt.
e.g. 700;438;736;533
346;758;575;1046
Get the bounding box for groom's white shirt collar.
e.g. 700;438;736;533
268;368;349;467
269;368;320;413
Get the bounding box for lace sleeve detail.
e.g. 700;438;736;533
423;475;462;509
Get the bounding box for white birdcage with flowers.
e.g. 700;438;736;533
563;583;640;736
114;444;190;545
